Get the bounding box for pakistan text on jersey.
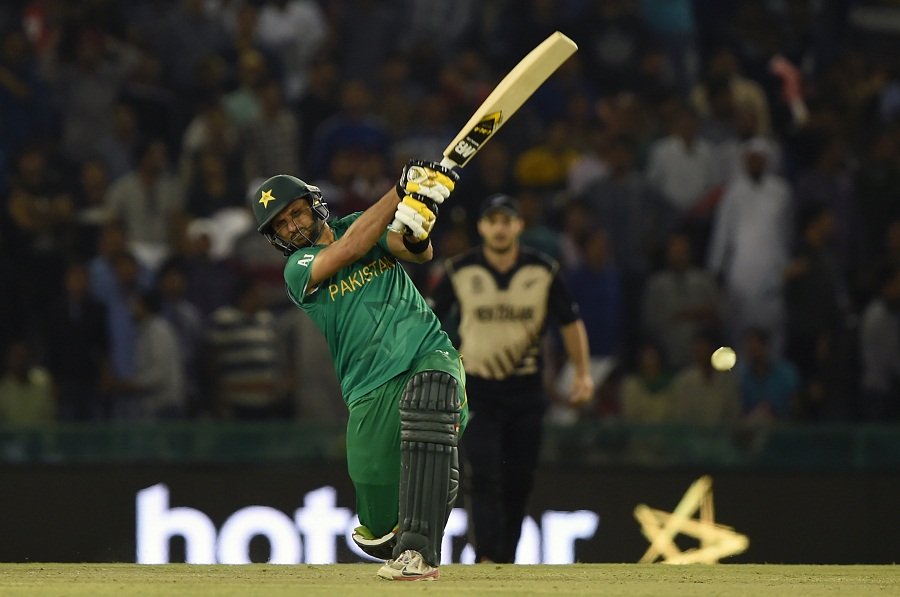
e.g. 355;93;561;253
328;256;397;300
475;305;535;321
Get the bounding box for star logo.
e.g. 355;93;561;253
259;189;275;208
634;475;749;564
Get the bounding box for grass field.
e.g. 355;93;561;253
1;564;897;596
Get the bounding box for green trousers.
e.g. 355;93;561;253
346;348;468;536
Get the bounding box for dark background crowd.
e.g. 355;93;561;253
0;0;898;427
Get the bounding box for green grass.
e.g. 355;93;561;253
0;563;897;596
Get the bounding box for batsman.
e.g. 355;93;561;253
251;160;467;581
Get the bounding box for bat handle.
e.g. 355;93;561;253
388;158;459;234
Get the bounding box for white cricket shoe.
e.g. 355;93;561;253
376;549;439;581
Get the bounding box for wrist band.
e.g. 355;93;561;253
403;235;430;254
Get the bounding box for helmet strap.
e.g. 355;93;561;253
267;194;329;256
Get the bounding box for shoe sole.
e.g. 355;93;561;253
377;568;440;581
352;533;396;560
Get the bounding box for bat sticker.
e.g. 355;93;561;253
446;112;503;167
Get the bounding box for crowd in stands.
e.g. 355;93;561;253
1;0;899;426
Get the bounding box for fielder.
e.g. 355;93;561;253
430;193;593;563
250;160;467;581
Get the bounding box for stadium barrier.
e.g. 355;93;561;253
0;422;898;564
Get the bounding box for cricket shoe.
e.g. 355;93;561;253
352;525;397;560
376;549;439;581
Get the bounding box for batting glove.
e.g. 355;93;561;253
396;159;458;206
393;195;437;241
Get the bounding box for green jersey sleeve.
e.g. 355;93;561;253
283;213;454;405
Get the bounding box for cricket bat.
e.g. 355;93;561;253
390;31;578;233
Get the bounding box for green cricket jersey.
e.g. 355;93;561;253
283;213;455;405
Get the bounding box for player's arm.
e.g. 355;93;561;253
547;266;594;405
308;160;456;287
559;319;594;405
387;231;433;263
307;187;403;289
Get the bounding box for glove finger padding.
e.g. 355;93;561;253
397;160;459;205
394;201;435;241
402;194;438;220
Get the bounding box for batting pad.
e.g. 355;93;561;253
396;371;460;565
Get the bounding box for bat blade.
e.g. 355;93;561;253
441;31;578;169
390;31;578;234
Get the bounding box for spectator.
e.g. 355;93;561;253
580;135;671;277
557;199;595;271
670;330;740;425
792;133;861;285
104;138;185;268
107;289;186;421
278;308;346;424
738;327;801;423
690;45;771;136
307;79;392;179
518;190;561;261
89;240;154;388
707;138;793;352
566;126;610;198
205;277;288;420
513;120;580;192
392;92;455;168
0;29;52;160
783;205;850;419
71;158;113;260
373;52;420;141
643;231;721;369
155;259;205;416
640;0;699;94
619;340;676;424
5;144;74;321
645;105;719;250
179;100;242;189
0;340;55;424
855;134;900;263
331;0;399;87
560;227;622;396
858;264;900;421
858;219;900;306
222;48;266;130
242;78;301;182
581;135;673;353
93;102;140;183
294;58;340;164
446;140;516;238
185;149;245;218
177;220;237;318
155;0;229;98
40;261;109;421
255;0;327;102
119;46;176;149
52;28;138;162
573;1;653;95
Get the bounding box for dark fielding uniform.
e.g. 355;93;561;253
430;245;581;563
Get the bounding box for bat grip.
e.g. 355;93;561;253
388;158;459;234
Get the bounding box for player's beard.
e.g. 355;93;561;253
290;218;325;248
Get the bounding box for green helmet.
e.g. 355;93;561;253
251;174;329;255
